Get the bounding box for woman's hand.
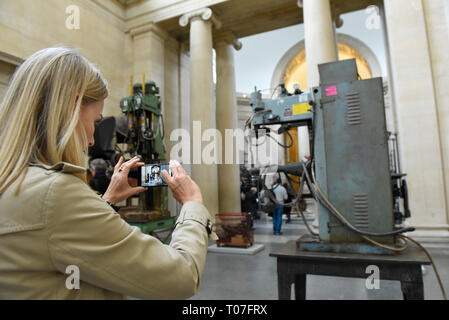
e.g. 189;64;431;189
102;156;147;205
161;160;203;205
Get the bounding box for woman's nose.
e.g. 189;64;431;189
88;138;95;147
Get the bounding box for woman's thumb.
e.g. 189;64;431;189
131;187;148;197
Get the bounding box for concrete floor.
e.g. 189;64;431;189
190;212;449;300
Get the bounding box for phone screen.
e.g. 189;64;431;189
141;164;171;187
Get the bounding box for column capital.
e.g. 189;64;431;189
179;7;222;29
300;0;343;28
329;0;344;28
214;31;242;51
129;22;169;40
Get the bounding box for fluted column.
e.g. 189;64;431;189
215;32;242;213
179;8;221;215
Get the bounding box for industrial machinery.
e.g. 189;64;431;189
388;131;411;226
115;77;174;242
249;59;413;255
245;163;310;216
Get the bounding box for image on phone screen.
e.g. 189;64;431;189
141;164;171;187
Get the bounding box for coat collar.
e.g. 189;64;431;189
29;162;86;174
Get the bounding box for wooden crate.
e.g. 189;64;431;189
215;212;254;248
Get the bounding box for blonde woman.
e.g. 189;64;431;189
0;47;214;299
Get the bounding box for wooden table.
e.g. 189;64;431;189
269;240;431;300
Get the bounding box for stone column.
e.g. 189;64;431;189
164;37;182;217
299;0;338;161
215;31;242;213
179;8;221;215
130;23;167;101
421;0;449;236
384;0;449;238
301;0;338;227
164;37;181;162
303;0;338;87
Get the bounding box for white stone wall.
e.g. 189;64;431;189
384;0;449;236
0;60;17;102
0;0;127;117
422;0;449;229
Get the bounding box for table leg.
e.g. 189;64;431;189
294;274;307;300
400;265;424;300
277;260;294;300
401;280;424;300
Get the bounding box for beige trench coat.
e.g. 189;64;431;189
0;162;214;299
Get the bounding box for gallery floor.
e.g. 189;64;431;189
191;207;449;300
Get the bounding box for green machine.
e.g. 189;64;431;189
117;79;174;244
250;59;413;254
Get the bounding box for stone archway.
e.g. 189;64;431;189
270;34;383;165
270;33;382;93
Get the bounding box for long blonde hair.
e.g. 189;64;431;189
0;47;108;194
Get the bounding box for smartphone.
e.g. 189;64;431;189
141;163;172;187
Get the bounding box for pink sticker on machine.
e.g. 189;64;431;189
326;86;338;96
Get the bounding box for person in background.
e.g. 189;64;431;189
242;186;255;213
272;178;288;235
283;183;294;223
240;182;247;212
89;158;110;195
247;187;259;221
